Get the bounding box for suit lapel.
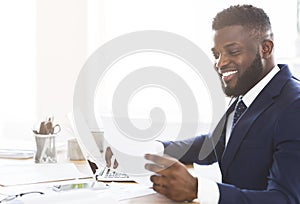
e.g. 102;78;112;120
220;64;292;178
221;93;274;176
202;99;237;164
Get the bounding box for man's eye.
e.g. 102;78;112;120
229;50;240;56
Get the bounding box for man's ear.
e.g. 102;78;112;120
261;39;274;59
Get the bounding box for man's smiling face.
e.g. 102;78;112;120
211;25;265;97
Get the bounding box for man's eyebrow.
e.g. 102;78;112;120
223;42;240;48
211;42;240;52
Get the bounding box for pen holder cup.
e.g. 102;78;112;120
34;133;57;163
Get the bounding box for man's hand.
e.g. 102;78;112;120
144;154;198;202
105;146;118;169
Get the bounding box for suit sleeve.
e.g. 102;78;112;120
161;134;218;165
217;101;300;204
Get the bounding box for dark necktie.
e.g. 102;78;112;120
232;97;247;128
219;98;246;164
216;98;247;164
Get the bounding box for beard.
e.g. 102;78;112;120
222;52;264;97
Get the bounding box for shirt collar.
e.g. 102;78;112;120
241;65;280;107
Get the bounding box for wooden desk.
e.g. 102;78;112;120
120;193;199;204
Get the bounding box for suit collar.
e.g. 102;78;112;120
220;64;293;177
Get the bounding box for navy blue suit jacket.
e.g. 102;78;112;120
163;64;300;204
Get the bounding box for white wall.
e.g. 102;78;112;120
87;0;298;131
0;0;36;139
102;0;297;60
36;0;89;124
0;1;298;140
37;0;298;132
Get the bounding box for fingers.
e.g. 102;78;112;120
105;147;119;169
105;147;113;167
144;154;178;174
113;157;119;169
149;165;198;202
152;182;168;196
150;175;166;186
145;163;165;174
150;175;168;195
145;154;176;166
150;175;184;202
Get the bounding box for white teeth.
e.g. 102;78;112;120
222;70;237;77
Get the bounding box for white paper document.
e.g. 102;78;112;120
101;116;165;187
108;182;156;200
0;149;35;159
3;181;155;204
0;163;88;186
19;190;117;204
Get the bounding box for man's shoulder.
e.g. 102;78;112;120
271;64;300;99
283;77;300;108
272;75;300;114
282;75;300;98
260;66;300;112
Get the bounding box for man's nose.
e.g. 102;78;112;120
215;54;230;69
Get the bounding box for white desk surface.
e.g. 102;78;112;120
0;145;199;204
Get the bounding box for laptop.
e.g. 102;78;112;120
68;112;132;182
87;158;131;182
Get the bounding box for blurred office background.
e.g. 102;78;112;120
0;0;299;142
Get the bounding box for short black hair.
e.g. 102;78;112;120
212;5;272;39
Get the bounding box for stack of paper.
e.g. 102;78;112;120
0;163;89;186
